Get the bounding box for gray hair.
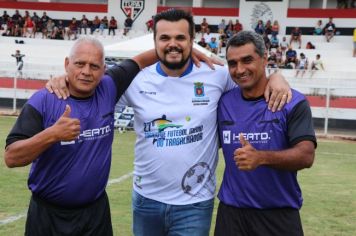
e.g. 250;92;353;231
69;36;105;64
226;31;265;58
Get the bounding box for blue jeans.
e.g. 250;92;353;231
132;191;214;236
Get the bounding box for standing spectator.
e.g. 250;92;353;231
314;20;323;35
200;17;209;35
123;15;133;36
2;10;10;25
218;19;226;34
324;17;336;42
91;16;101;34
295;53;308;77
290;27;302;49
234;19;243;34
145;16;154;32
11;50;25;77
40;12;50;38
310;54;325;77
108;16;117;36
263;33;271;51
353;28;356;57
79;14;89;35
254;20;265;35
12;9;22;24
271;20;280;36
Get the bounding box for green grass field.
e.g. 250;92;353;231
0;116;356;236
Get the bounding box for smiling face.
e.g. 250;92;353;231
154;19;193;75
226;43;268;98
65;42;105;98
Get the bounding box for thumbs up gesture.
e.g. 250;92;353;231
233;133;259;171
52;105;81;141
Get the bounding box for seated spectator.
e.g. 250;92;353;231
91;16;101;34
226;19;234;33
67;18;78;40
254;20;265;35
203;28;213;43
99;16;108;35
79;14;89;35
285;45;297;68
108;16;118;36
207;37;218;54
275;47;284;66
270;34;279;50
23;16;35;38
295;53;308;77
12;10;22;25
225;24;234;39
56;20;65;38
200;17;209;35
314;20;323;35
353;28;356;57
234;19;243;34
290;27;302;49
306;41;315;49
310;54;325;77
267;51;278;74
265;20;272;35
271;20;280;36
218;19;226;35
218;33;227;54
197;37;207;48
124;15;133;36
324;17;336;42
146;16;154;32
51;25;64;40
44;19;55;39
280;36;289;54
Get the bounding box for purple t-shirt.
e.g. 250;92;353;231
6;59;140;207
217;88;316;209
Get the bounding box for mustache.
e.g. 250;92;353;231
236;72;250;79
164;47;183;54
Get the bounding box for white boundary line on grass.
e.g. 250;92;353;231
0;172;133;226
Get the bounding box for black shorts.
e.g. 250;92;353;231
214;201;303;236
25;192;113;236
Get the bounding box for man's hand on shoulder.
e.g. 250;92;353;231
45;74;69;99
264;72;292;112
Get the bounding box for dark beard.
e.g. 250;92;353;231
156;47;191;70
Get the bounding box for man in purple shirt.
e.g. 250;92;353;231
215;31;317;236
4;37;154;236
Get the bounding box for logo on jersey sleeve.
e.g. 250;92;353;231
143;115;203;148
192;82;210;106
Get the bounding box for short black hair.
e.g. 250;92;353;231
226;31;265;58
153;9;195;40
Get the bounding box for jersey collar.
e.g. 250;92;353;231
156;59;193;78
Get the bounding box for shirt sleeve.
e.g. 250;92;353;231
5;104;43;148
105;59;140;102
287;100;317;148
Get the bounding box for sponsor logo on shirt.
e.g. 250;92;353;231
192;82;210;106
143;115;203;148
222;130;271;144
60;124;112;145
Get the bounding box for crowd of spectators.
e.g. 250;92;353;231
0;10;125;40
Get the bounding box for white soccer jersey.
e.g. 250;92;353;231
119;62;234;205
